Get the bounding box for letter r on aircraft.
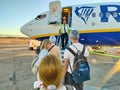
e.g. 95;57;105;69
100;5;120;22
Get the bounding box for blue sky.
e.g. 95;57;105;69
0;0;119;37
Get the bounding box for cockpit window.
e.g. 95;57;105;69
35;14;46;20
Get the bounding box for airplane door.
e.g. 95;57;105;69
62;7;72;27
48;1;61;24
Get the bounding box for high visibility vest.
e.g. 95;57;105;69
59;24;70;35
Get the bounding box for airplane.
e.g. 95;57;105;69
20;1;120;46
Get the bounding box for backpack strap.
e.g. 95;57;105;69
73;44;85;54
68;45;85;57
73;44;79;51
65;85;74;90
67;47;77;72
67;47;77;56
81;45;85;56
48;45;55;52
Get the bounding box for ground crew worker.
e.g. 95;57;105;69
59;18;70;49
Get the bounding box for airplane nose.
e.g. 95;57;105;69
20;25;29;37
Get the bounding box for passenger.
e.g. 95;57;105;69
38;54;76;90
63;30;89;90
35;39;51;80
49;36;61;59
59;17;70;49
35;39;51;67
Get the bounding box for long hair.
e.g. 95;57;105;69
40;39;50;50
38;55;64;89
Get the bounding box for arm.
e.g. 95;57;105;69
66;24;70;34
63;58;69;75
57;47;61;60
59;25;62;35
84;46;89;61
63;49;70;75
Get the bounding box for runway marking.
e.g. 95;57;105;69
0;51;12;53
102;59;120;84
90;51;120;58
91;59;97;64
0;47;27;52
90;59;117;64
84;85;108;90
0;53;35;60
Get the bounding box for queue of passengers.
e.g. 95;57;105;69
32;29;89;90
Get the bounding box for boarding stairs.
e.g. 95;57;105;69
56;35;71;61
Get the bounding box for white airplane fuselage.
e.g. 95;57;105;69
21;1;120;45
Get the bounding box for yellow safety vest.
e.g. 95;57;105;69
59;24;70;35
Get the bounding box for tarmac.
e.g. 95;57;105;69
0;38;120;90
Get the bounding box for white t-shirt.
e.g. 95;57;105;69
64;43;89;73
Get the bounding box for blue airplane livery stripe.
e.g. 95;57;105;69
35;32;120;46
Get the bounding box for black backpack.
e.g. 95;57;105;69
65;85;74;90
67;45;90;84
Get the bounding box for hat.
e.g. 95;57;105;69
70;30;79;39
49;36;56;43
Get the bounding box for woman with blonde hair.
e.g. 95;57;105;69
40;39;51;51
34;39;51;81
38;55;76;90
35;39;51;67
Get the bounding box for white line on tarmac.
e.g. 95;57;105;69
0;47;27;51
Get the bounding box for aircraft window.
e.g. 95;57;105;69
35;14;46;20
106;12;110;17
99;13;103;17
113;12;118;17
92;13;96;17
